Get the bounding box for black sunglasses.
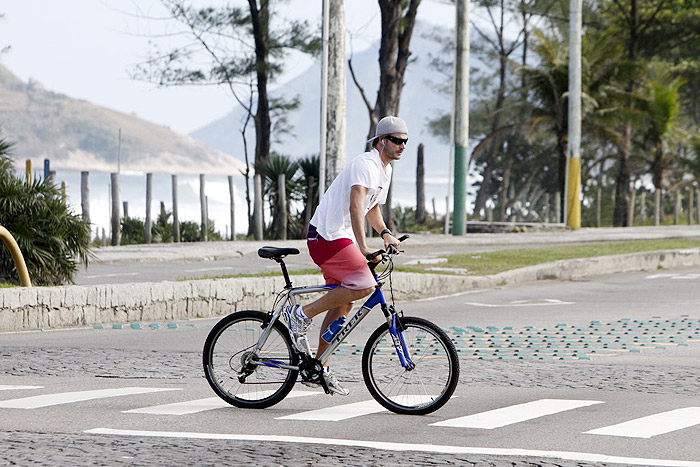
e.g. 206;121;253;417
384;135;408;145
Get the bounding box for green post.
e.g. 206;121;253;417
452;0;470;236
453;145;468;235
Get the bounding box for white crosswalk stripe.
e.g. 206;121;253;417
431;399;604;429
125;390;323;415
277;400;386;421
0;387;181;409
0;385;43;391
584;407;700;438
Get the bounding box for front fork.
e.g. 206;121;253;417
386;306;415;370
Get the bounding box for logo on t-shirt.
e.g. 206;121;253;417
368;185;384;206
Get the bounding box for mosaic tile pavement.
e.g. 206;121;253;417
332;315;700;361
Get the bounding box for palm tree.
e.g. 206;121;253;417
0;136;92;285
297;155;319;231
255;153;300;239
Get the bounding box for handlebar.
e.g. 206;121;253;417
365;234;409;261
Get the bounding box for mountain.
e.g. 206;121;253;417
0;65;245;175
191;21;454;184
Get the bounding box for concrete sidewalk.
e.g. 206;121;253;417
4;225;700;332
90;225;700;264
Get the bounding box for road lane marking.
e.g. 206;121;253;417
464;299;575;308
83;428;700;467
125;391;322;415
184;267;237;273
277;400;385;421
0;385;43;391
0;387;181;409
584;407;700;438
431;399;603;429
83;272;139;279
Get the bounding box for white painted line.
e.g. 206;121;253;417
125;391;322;415
0;385;43;391
277;400;385;421
431;399;603;429
0;387;181;409
464;299;575;308
83;428;700;467
184;267;236;273
646;273;678;279
83;272;139;279
584;407;700;438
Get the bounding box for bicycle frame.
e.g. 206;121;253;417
253;270;415;372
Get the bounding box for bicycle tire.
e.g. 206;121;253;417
203;310;299;409
362;316;459;415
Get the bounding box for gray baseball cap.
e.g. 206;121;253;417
367;116;408;143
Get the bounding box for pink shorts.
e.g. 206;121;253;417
308;233;376;291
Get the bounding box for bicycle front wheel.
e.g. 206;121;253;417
203;310;299;409
362;316;459;415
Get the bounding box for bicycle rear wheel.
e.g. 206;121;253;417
203;310;299;409
362;316;459;415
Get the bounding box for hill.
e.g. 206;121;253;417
0;65;245;175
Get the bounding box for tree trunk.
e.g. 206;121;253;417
355;0;421;229
416;143;426;224
248;0;271;233
325;0;347;188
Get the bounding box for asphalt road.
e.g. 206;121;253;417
2;267;700;465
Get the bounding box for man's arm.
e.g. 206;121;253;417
349;185;374;257
351;186;400;254
366;204;400;250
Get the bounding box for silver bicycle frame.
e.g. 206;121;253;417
252;283;386;367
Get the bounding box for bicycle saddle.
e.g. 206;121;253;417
258;246;300;259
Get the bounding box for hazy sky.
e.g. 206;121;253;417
0;0;455;135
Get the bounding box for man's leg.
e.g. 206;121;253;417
315;303;352;365
302;286;373;319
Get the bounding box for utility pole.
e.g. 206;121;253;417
565;0;582;229
452;0;470;236
325;0;346;187
318;0;330;198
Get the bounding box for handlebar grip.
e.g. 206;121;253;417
397;234;409;242
366;249;385;261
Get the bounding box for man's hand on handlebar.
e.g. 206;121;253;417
365;234;409;261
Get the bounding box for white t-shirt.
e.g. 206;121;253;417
310;148;392;241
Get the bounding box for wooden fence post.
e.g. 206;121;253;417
228;175;235;241
81;171;90;224
278;173;287;240
199;174;208;242
172;175;180;243
254;174;263;240
110;172;121;246
25;160;33;184
145;173;153;244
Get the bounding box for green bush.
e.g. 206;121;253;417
0;138;92;285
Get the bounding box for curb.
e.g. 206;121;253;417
2;248;700;333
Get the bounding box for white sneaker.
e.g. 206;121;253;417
283;304;312;353
323;368;349;396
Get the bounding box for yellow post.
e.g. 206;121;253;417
25;159;33;184
0;225;32;286
566;156;581;230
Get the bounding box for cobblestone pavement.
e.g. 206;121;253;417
3;313;699;465
0;431;619;466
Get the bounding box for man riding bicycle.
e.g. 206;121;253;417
284;116;407;395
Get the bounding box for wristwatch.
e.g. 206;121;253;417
380;228;392;239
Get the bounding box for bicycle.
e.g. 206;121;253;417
203;235;460;415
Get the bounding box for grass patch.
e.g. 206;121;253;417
0;282;16;288
395;238;700;276
178;238;700;280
